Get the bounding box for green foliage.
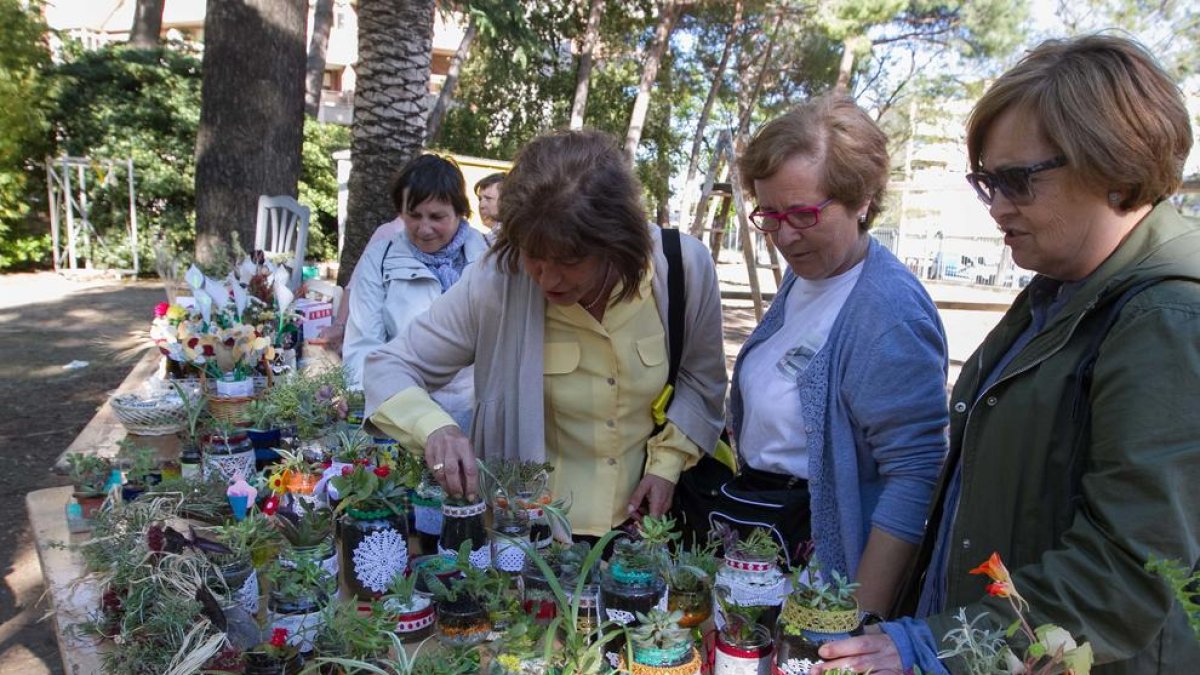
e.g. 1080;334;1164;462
67;452;112;495
264;553;335;602
311;598;395;662
299;117;349;263
272;505;333;548
788;565;860;613
1146;556;1200;640
0;0;53;269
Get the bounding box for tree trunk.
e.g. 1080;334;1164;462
834;36;856;94
683;0;741;188
736;7;786;138
338;0;436;287
569;0;604;130
194;0;307;267
623;0;681;158
305;0;336;118
129;0;164;49
425;17;477;145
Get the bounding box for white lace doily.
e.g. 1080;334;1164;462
493;541;526;572
605;608;636;625
351;529;409;593
234;571;259;614
778;657;819;674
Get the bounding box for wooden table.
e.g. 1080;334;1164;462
27;486;104;675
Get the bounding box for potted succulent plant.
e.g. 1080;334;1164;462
487;614;551;674
714;526;788;629
67;453;113;519
330;450;422;600
119;443;161;502
383;569;435;640
242;626;300;675
273;505;336;578
264;554;334;655
713;588;773;675
481;458;557;550
622;608;702;674
774;563;862;675
423;542;498;646
269;447;323;498
666;540;719;628
521;541;591;624
207;511;285;614
170;379;209;480
600;516;674;627
308;598;396;672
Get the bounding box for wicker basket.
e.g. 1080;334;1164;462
111;392;188;436
200;369;272;425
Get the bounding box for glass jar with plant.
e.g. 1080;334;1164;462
600;516;674;627
714;525;788;628
268;447;322;498
202;419;256;483
439;496;490;569
207;511;285;615
713;587;773;675
667;540;719;629
623;608;701;674
482;458;557;550
522;541;585;624
774;563;862;673
170;380;209;479
67;452;112;518
331;451;422;600
119;442;162;502
487;614;552;674
491;507;531;575
423;542;496;646
273;506;336;578
308;598;396;669
382;569;435;640
244;398;282;448
264;554;334;654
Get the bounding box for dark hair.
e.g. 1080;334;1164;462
492;130;651;304
967;34;1192;211
738;94;889;230
389;154;471;218
474;172;505;195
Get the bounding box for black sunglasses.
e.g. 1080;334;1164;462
966;156;1067;206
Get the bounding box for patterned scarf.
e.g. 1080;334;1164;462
411;220;470;291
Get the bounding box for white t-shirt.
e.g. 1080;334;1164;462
738;261;864;478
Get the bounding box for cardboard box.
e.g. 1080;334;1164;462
294;298;333;341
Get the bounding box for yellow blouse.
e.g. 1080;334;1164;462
371;263;701;536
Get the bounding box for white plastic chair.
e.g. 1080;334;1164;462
254;195;311;291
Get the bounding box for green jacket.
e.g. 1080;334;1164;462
902;202;1200;673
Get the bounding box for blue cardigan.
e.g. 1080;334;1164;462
730;238;949;578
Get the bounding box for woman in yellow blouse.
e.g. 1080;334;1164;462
362;130;727;535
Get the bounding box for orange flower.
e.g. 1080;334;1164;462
986;581;1014;598
970;552;1010;584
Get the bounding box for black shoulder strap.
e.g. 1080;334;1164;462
662;227;685;387
379;240;394;278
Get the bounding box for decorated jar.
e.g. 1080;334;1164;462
202;433;255;483
412;481;445;552
624;645;703;675
338;507;409;600
491;510;531;574
386;593;436;641
439;499;490;569
435;596;492;646
712;623;773;675
713;552;788;630
267;591;326;654
773;598;862;675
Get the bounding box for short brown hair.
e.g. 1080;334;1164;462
474;172;505;195
492;130;651;304
967;34;1192;211
738;94;889;229
389;153;471;218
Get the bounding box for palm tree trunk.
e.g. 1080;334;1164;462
569;0;604;130
129;0;164;49
194;0;307;266
338;0;436;287
426;17;477;145
834;36;856;94
305;0;336;118
623;0;681;158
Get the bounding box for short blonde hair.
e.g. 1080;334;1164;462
967;34;1192;211
738;94;889;229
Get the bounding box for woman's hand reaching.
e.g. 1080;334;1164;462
424;425;479;500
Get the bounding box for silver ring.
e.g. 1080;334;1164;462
431;462;445;473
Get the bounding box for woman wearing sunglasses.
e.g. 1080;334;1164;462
813;35;1200;675
359;130;727;538
722;94;949;617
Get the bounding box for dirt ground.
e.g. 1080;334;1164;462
0;272;164;674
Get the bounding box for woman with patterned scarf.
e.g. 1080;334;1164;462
344;153;488;431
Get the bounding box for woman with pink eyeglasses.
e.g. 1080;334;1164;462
721;93;949;618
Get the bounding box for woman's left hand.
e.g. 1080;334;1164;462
627;474;676;520
811;632;904;674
